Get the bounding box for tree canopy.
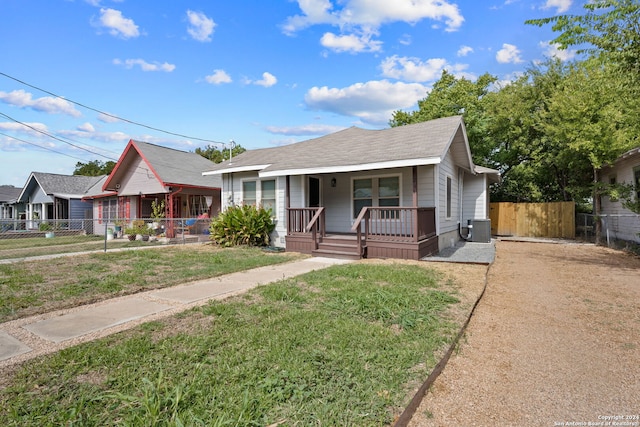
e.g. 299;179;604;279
194;143;246;163
390;0;639;208
73;160;115;176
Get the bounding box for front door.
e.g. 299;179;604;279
309;177;320;208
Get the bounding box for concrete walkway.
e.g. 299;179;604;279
0;257;350;367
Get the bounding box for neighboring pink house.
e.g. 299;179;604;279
88;140;222;236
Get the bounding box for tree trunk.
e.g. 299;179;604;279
593;167;602;245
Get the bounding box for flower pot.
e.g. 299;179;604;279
141;235;150;242
127;234;136;241
45;231;55;238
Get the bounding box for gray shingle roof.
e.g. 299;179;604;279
32;172;107;196
205;115;470;176
0;185;21;203
131;140;222;187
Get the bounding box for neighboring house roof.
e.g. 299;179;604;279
18;172;107;202
0;185;21;203
103;140;222;192
204;115;482;178
474;165;501;183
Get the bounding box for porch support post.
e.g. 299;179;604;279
412;166;418;241
285;175;290;233
412;166;418;208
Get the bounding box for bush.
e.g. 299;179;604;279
209;204;275;247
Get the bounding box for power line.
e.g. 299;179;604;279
0;71;229;147
0;131;89;162
0;111;116;161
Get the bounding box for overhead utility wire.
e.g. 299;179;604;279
0;131;89;162
0;71;228;146
0;111;116;160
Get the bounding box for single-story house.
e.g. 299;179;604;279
599;146;640;243
203;115;500;260
91;140;223;237
16;172;105;233
0;185;25;231
0;185;23;219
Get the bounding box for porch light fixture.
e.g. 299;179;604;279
331;177;337;187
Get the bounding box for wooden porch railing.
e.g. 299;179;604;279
350;207;436;256
287;207;325;250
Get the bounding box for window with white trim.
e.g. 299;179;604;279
242;181;257;206
242;179;276;215
352;176;400;218
261;180;276;214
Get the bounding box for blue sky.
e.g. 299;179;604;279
0;0;580;186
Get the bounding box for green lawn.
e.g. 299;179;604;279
0;245;300;323
0;234;158;260
0;263;460;426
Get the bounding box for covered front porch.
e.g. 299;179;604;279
282;166;439;260
285;206;438;260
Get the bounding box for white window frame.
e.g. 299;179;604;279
351;174;401;219
241;178;277;215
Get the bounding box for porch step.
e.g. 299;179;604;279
312;248;362;260
312;239;362;260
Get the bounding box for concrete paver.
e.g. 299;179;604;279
0;257;350;365
22;298;173;343
0;331;32;362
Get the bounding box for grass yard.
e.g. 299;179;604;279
0;245;300;323
0;235;162;260
0;263;461;426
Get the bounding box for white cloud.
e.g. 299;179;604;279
77;122;95;132
186;10;216;42
0;89;82;117
265;124;346;136
381;55;448;82
320;31;382;53
0;121;50;136
253;72;278;88
457;45;473;57
540;41;576;61
304;79;428;125
97;8;139;38
496;43;523;64
284;0;464;34
205;69;232;84
113;58;176;72
399;34;412;46
283;0;464;54
542;0;572;14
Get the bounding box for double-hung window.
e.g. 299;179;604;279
242;179;276;215
352;176;400;218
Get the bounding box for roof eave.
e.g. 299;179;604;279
259;158;441;178
203;164;272;176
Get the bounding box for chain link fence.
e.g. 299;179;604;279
576;212;640;253
0;217;212;261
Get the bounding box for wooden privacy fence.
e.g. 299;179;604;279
489;202;575;239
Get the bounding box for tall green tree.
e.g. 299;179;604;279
390;70;497;166
526;0;640;78
195;143;245;163
73;160;115;176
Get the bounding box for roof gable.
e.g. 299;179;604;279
18;172;106;201
103;140;222;191
204;116;475;177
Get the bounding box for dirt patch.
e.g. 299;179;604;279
409;241;640;426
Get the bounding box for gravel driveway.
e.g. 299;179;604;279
409;241;640;426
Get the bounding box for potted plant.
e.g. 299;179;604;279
40;222;55;238
114;219;127;237
150;199;166;229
